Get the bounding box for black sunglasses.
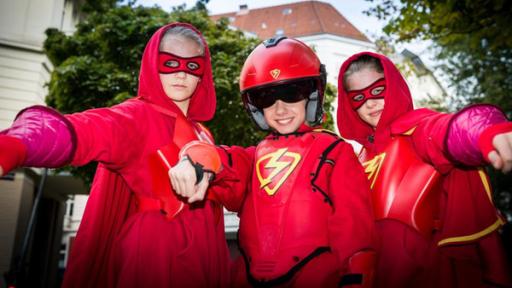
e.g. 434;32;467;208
246;79;316;110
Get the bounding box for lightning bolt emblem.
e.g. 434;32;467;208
256;148;301;196
363;152;386;189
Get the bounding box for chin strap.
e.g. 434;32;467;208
179;141;222;183
339;250;376;288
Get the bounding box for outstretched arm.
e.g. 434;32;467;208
0;101;145;176
445;104;512;172
0;105;76;175
404;105;512;173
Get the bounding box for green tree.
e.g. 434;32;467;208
365;0;512;115
44;2;335;185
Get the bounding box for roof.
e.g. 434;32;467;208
401;49;429;76
210;1;371;42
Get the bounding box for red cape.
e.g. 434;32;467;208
62;23;230;287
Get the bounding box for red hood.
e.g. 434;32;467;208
137;22;216;121
336;52;413;150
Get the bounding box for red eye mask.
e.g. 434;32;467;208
347;78;386;109
158;52;205;77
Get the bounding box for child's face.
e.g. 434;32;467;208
346;68;386;128
159;36;202;104
263;99;307;134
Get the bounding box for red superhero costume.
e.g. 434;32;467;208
0;23;230;287
337;51;512;287
208;37;376;287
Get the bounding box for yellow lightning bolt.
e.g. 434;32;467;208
363;153;386;189
259;148;291;188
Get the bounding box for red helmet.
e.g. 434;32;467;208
240;36;326;130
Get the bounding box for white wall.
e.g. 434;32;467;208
0;0;67;48
405;72;446;108
0;0;80;277
0;0;78;129
0;46;52;129
298;34;375;85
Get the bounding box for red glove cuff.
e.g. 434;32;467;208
478;122;512;162
179;141;221;174
0;135;27;175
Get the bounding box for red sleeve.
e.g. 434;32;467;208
407;112;455;174
66;100;146;169
406;105;510;173
327;142;376;271
207;145;255;212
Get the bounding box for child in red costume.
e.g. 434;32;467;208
0;23;230;287
171;37;376;287
337;52;512;287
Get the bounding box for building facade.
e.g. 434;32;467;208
0;0;82;286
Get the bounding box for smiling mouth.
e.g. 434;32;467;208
369;110;383;117
275;118;294;126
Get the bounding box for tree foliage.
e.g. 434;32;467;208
43;1;335;185
366;0;512;116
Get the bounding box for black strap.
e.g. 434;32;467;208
311;138;345;206
242;247;331;287
184;155;215;184
339;273;363;287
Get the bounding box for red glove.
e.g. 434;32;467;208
179;140;222;182
478;122;512;162
0;135;27;176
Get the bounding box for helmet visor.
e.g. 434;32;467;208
246;79;316;110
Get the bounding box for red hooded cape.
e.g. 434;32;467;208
336;52;510;287
62;23;230;287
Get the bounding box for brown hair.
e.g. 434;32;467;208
342;55;383;89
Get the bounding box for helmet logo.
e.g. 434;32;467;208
270;69;281;79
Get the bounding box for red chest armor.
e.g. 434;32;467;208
146;114;214;219
360;136;442;237
239;131;339;282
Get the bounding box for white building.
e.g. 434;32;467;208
0;0;82;286
211;1;447;125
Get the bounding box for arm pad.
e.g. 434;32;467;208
446;104;508;166
3;105;76;168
